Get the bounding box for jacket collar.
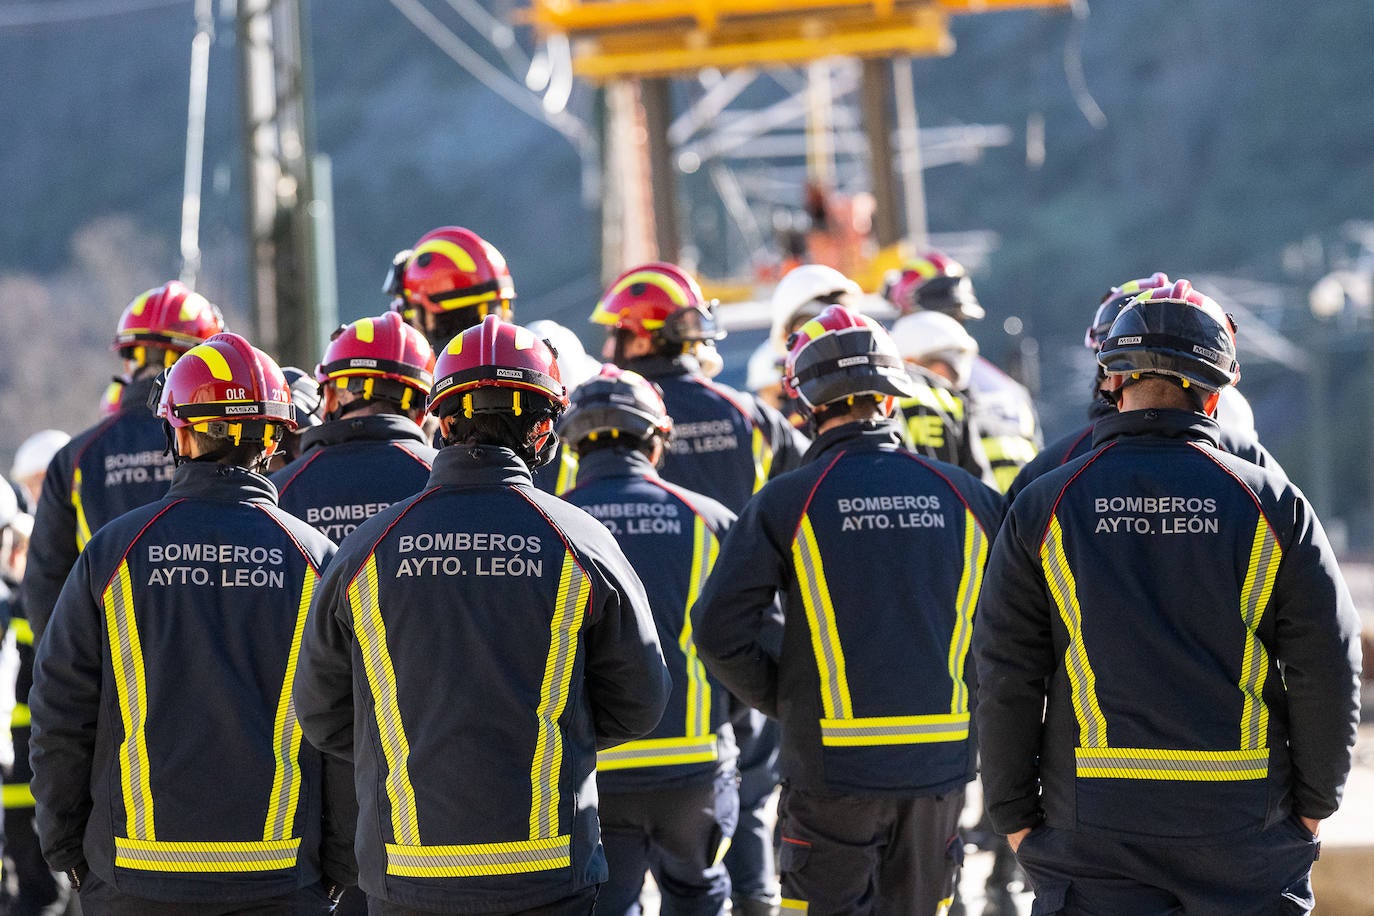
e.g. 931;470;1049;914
570;446;658;486
427;444;534;488
119;375;160;416
802;418;905;465
623;353;700;380
298;413;428;454
167;460;279;505
1091;408;1222;449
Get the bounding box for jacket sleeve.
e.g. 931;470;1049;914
693;491;788;718
294;555;358;764
972;505;1056;835
753;396;808;480
581;538;671;750
21;450;79;641
1269;495;1363;820
28;548;103;872
960;412;1000;490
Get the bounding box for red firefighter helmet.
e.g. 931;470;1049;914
784;305;916;410
881;251;984;321
393;226;515;319
316;312;436;411
98;380;125;418
428;315;568;419
157;333;295;450
112;281;226;367
589;262;724;344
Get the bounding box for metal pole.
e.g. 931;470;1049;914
179;0;215;287
891;57;928;251
860;57;899;248
641;77;680;263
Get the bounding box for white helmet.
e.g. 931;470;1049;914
889;311;979;390
525;320;601;390
10;429;70;483
745;339;784;394
769;264;862;354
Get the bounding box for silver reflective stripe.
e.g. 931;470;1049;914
386;836;570;877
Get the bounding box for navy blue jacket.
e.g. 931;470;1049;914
22;377;174;640
974;409;1363;842
29;462;354;903
1005;398;1286;505
271;413;437;540
628;355;807;513
693;420;1004;796
563;446;739;792
293;444;670;913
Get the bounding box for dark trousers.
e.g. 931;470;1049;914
369;885;598;915
1013;817;1321;915
777;786;963;916
77;872;334;916
723;712;780;905
2;806;67;916
595;773;738;916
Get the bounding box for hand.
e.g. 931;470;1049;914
1008;827;1032;853
1299;816;1321;838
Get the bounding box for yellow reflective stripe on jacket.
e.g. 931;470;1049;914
529;552;589;841
681;516;718;739
983;436;1039;493
821;712;969;746
2;783;35;808
350;554;420;845
1075;747;1269;781
263;568;316;841
751;427;773;494
10;617;33;646
1041;517;1108;748
597;735;720;770
947;510;987;715
73;467;94;550
385;835;570;878
553;449;579;496
1239;517;1280;750
781;898;809;912
114;837;299;872
10;703;29;729
904;385;963;419
104;560;155;840
792;515;852;720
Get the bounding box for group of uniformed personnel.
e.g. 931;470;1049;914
0;228;1362;916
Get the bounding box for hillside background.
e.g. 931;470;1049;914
2;0;1373;541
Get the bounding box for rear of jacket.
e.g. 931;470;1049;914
271;413;437;540
293;445;670;914
974;409;1363;843
693;420;1004;796
29;462;353;903
23;377;174;639
563;446;739;792
632;354;808;514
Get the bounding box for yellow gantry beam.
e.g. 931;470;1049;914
528;0;1071;80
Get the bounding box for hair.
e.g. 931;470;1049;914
1118;374;1207;413
571;432;657;461
812;394;887;426
189;430;272;468
441;412;542;451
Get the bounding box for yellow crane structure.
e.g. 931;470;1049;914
525;0;1074;293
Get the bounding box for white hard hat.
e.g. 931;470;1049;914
890;311;979;390
0;480;17;529
526;320;601;390
746;339;784;393
769;264;862;354
10;429;70;482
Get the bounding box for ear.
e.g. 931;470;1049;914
174;426;198;458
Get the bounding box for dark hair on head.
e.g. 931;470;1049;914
441;412;540;451
571;433;657;461
189;430;270;468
